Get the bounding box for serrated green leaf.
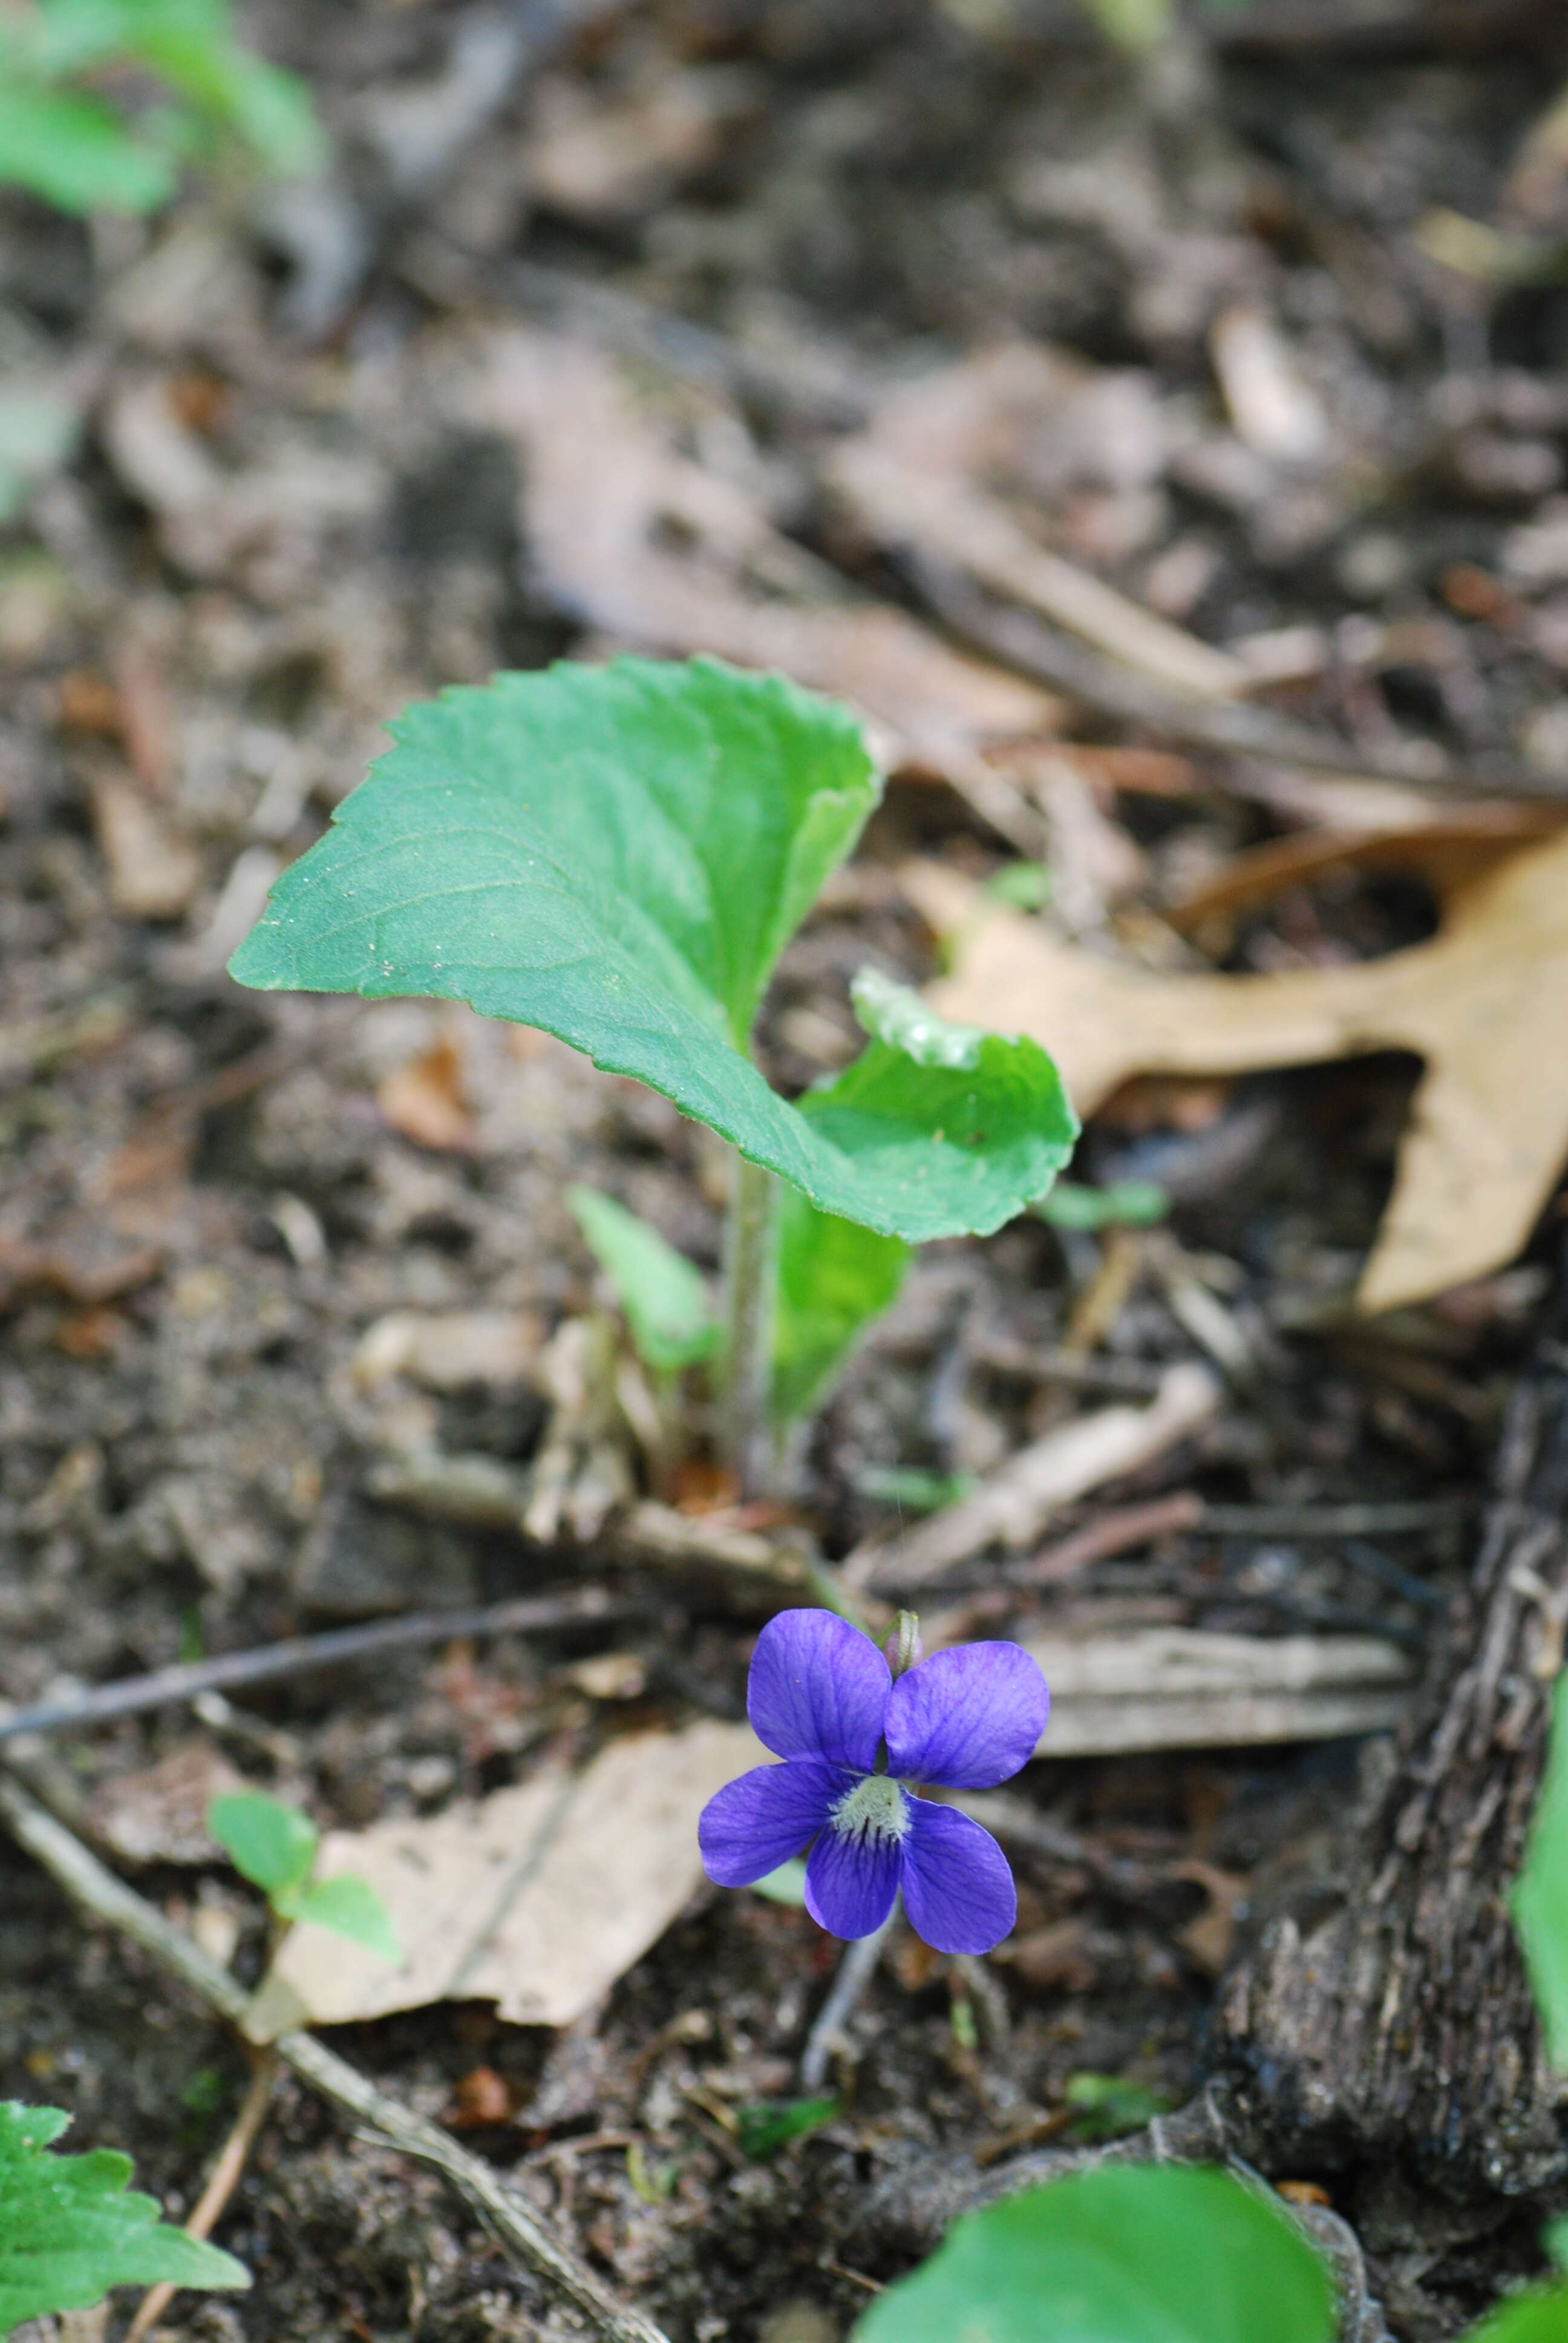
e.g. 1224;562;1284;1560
292;1875;402;1962
229;660;1076;1244
1511;1673;1568;2069
207;1791;318;1903
566;1185;719;1373
734;2097;839;2160
772;1188;907;1424
0;86;174;212
1463;2287;1568;2342
851;2165;1335;2343
0;2102;249;2334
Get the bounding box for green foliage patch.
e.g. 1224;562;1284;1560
0;2103;248;2335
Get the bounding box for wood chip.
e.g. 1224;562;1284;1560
862;1363;1221;1590
1026;1627;1415;1754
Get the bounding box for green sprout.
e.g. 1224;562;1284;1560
207;1791;399;1961
0;0;324;217
228;657;1078;1492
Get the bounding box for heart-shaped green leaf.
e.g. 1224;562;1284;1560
852;2165;1335;2343
230;660;1076;1242
0;2103;249;2335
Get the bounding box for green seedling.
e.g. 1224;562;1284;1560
1034;1177;1171;1232
0;0;324;217
229;657;1077;1489
207;1791;400;1961
0;2103;249;2337
734;2096;839;2160
1062;2069;1175;2143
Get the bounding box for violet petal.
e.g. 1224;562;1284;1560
804;1815;903;1940
746;1608;891;1771
900;1800;1017;1955
884;1642;1049;1788
698;1757;846;1887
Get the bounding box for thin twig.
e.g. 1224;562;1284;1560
0;1587;629;1746
913;557;1562;802
0;1768;673;2343
123;2051;278;2343
800;1913;897;2093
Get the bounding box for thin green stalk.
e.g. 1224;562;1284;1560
720;1149;780;1497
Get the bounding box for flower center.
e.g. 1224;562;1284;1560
829;1772;910;1847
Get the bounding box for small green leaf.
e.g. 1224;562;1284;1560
0;87;175;213
1034;1178;1170;1232
734;2097;839;2160
566;1185;719;1373
851;2165;1336;2343
0;2102;249;2334
291;1875;402;1962
985;860;1053;911
1463;2287;1568;2342
207;1791;318;1903
229;660;1077;1244
751;1858;809;1904
772;1188;907;1424
1073;0;1174;50
1511;1674;1568;2069
854;1464;975;1513
1063;2070;1175;2143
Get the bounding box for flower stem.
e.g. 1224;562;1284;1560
720;1148;780;1497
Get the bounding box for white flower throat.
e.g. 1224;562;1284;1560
830;1772;910;1846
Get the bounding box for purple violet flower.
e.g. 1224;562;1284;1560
698;1609;1050;1955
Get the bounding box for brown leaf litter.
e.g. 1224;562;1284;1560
907;826;1568;1312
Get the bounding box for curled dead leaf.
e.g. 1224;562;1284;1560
907;830;1568;1312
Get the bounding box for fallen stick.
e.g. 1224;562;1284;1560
0;1586;632;1746
860;1362;1221;1590
0;1766;674;2343
913;556;1560;801
1021;1625;1415;1756
830;442;1252;705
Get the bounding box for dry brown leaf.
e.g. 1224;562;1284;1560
261;1720;762;2031
90;1740;246;1866
480;329;1062;778
376;1034;476;1152
89;771;201;920
829;436;1249;705
1165;807;1563;930
825;341;1249;703
907;831;1568;1311
528;67;757;222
